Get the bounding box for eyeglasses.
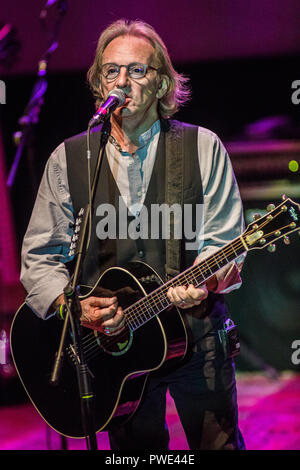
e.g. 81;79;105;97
101;62;159;81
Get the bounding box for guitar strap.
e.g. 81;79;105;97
164;120;198;280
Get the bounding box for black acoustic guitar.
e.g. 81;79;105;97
10;197;300;438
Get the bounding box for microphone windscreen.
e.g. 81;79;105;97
108;89;126;105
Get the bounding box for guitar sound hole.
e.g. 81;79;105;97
86;326;133;357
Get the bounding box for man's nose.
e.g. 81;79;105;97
115;66;130;88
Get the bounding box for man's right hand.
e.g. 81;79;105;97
80;296;125;335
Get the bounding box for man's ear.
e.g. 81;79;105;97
156;75;169;99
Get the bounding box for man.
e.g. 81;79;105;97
21;19;246;450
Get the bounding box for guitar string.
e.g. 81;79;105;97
78;237;246;357
81;235;244;334
71;229;295;362
125;216;290;325
79;222;290;359
80;330;130;360
115;236;246;323
85;207;283;336
70;213;288;359
80;236;245;347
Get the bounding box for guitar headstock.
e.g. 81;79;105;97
242;196;300;252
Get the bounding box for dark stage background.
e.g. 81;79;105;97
0;1;300;395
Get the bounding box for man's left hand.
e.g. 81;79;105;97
167;284;208;309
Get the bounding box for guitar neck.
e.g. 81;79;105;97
125;235;247;330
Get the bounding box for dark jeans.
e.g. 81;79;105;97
108;332;246;450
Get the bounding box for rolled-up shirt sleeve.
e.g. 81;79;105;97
196;128;246;294
20;143;74;319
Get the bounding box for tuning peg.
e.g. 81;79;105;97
267;203;275;212
283;235;290;245
253;213;261;221
267;243;276;253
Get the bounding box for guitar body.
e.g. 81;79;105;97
10;261;187;438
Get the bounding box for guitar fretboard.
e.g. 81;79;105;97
125;235;246;331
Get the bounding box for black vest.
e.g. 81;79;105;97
65;119;228;344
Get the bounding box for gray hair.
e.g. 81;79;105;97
87;19;191;118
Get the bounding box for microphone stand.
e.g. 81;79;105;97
50;118;111;451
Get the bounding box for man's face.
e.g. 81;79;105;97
100;35;163;124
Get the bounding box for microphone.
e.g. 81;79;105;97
88;89;126;128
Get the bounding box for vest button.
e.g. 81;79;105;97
138;250;145;258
